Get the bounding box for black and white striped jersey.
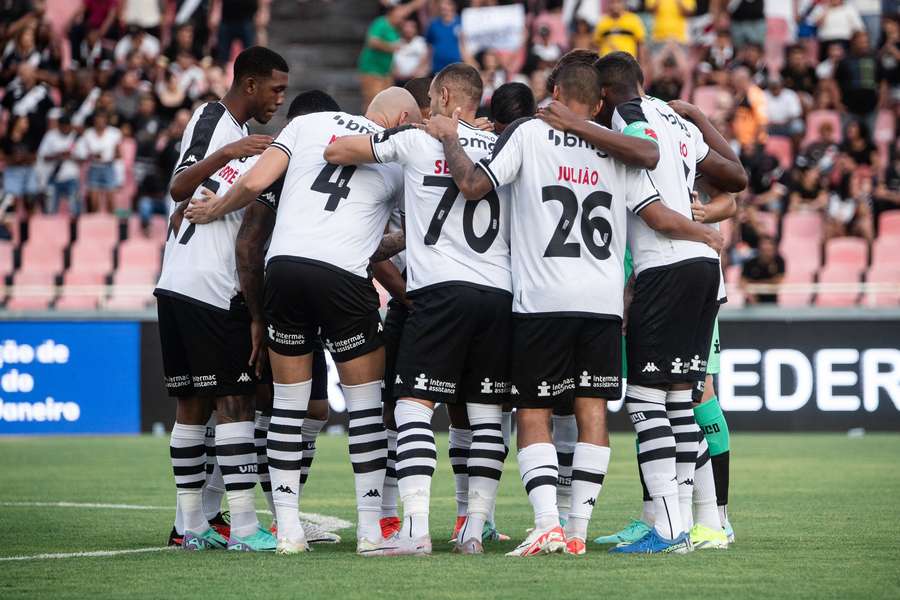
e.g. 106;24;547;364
612;96;716;276
478;117;657;318
155;102;249;312
266;111;403;278
372;121;511;295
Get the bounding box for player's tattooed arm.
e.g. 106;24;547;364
538;101;660;170
236;202;275;376
323;135;377;165
420;110;493;199
668;100;748;193
639;201;724;253
370;230;405;263
185;146;288;223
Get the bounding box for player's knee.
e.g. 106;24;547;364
307;398;330;421
447;403;470;429
175;396;211;425
215;395;255;422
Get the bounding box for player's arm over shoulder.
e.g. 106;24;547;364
325;123;418;166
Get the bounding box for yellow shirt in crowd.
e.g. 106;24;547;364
593;11;646;58
646;0;695;44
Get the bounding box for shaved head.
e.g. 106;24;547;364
430;62;483;118
366;86;423;128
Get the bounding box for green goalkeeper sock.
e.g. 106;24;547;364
694;396;730;509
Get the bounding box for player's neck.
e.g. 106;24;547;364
442;108;477;125
220;91;251;126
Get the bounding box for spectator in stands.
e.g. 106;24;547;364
644;0;694;51
724;0;766;48
69;0;123;50
122;0;162;37
392;19;429;87
803;120;841;168
765;76;804;139
700;27;734;72
0;115;39;211
781;44;818;107
734;42;767;88
816;40;846;81
1;63;54;148
592;0;646;60
113;69;144;122
36;115;80;215
571;18;593;51
730;65;767;146
358;0;423;110
873;146;900;227
827;161;875;242
811;0;865;59
648;53;684;102
841;120;878;168
740;235;785;304
877;16;899;104
75;110;121;212
476;48;507;107
426;0;464;74
788;164;829;212
211;0;258;64
113;25;160;65
165;23;203;62
0;25;40;86
532;25;563;68
835;30;882;131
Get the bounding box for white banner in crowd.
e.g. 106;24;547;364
461;4;526;54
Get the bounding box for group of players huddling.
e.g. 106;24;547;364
154;43;746;556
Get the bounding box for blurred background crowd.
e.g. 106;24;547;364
0;0;897;310
358;0;900;306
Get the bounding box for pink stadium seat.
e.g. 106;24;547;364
754;211;778;238
782;211;824;242
105;295;152;311
692;86;723;118
725;264;741;284
107;268;155;310
0;241;13;279
27;214;71;249
871;236;900;270
823;237;868;271
127;215;169;243
764;18;789;73
113;269;157;285
816;266;862;307
6;270;56;311
19;243;64;274
780;240;821;275
56;271;106;311
76;213;119;247
873;110;896;147
879;212;900;237
68;241;114;275
778;270;814;306
864;267;900;307
113;138;138;212
765;136;793;171
803;110;843;146
118;239;163;273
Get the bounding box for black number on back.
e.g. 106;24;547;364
541;186;613;260
423;176;500;253
312;163;357;211
173;178;220;245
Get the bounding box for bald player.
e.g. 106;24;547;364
185;87;421;556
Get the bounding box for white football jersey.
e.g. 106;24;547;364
387;198;406;276
479;118;659;317
372;120;511;295
266;112;403;277
155;102;250;311
612;96;718;276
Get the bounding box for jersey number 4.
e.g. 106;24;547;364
423;176;500;253
542;186;612;260
312;163;357;211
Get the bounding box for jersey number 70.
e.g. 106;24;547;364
423;176;500;254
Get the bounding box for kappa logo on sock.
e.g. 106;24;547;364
363;489;381;498
275;485;296;495
642;362;660;373
583;498;596;507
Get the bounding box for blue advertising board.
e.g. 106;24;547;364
0;322;140;434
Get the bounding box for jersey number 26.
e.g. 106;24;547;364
542;185;612;260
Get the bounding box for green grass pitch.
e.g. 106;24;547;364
1;433;899;599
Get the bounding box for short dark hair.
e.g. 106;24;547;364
232;46;289;83
432;62;483;107
546;49;598;96
404;76;433;110
287;90;340;119
593;51;644;95
491;82;535;126
555;63;602;107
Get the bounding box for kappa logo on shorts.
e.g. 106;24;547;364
377;322;384;333
510;385;519;395
642;362;660;373
671;358;685;374
237;372;251;383
689;355;704;372
395;374;403;385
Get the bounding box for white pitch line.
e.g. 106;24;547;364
0;547;174;562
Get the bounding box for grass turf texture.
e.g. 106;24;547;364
1;433;899;599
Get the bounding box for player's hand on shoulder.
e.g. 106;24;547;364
184;188;220;224
667;100;700;122
417;107;461;142
537;100;579;132
224;134;274;160
691;196;707;223
473;116;494;132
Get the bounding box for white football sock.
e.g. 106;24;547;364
202;413;225;521
551;413;577;522
298;417;326;501
460;403;504;542
667;389;699;533
693;435;721;529
382;428;399;519
518;442;560;530
267;380;311;542
395;400;435;539
626;385;682;540
170;422;208;533
641;501;656;526
565;443;611;541
490;410;513;524
216;420;260;538
448;426;472;518
254;412;276;519
344;381;388;542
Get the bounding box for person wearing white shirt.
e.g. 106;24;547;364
764;78;804;138
113;27;161;65
76;111;122;212
392;19;429;85
37;116;82;215
810;0;865;59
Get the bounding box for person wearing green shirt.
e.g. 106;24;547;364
358;1;424;110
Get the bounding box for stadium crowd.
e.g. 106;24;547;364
360;0;900;305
